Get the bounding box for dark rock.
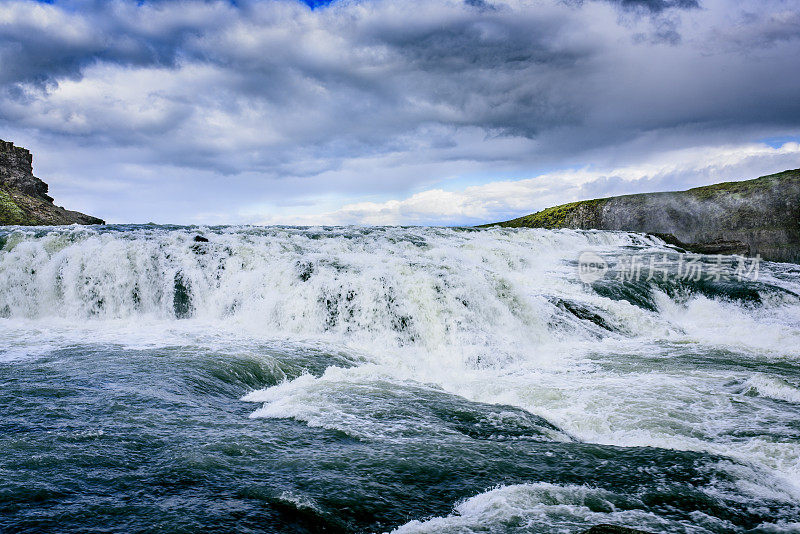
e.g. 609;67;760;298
0;139;104;225
651;233;750;256
0;140;51;201
173;273;193;319
485;169;800;263
581;525;653;534
190;235;210;254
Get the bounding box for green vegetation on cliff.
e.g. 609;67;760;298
484;169;800;263
492;198;609;229
0;140;104;226
686;169;799;200
0;188;29;225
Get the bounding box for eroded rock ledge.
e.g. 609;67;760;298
485;169;800;263
0;140;104;226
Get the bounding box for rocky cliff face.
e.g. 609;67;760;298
488;169;800;263
0;140;104;225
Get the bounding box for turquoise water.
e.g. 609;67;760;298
1;226;799;533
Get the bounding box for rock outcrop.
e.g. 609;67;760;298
486;169;800;263
0;140;104;225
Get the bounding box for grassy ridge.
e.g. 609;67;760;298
481;169;800;262
0;187;36;225
486;198;609;229
0;184;103;226
487;169;800;229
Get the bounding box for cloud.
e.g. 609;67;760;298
242;140;800;225
0;0;798;224
600;0;699;12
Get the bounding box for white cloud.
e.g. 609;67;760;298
241;140;800;225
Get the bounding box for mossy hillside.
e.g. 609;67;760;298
491;198;609;228
490;169;800;231
0;187;34;225
686;169;800;201
681;170;800;232
483;168;800;263
0;184;102;226
1;139;104;226
502;201;583;228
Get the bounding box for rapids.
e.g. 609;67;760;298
1;225;799;533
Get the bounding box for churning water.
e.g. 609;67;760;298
1;225;799;533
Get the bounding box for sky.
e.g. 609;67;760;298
1;0;799;225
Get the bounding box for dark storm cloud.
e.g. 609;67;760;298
564;0;698;13
0;1;234;87
604;0;698;11
0;0;799;223
0;0;597;171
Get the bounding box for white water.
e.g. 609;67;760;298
2;225;800;531
393;483;734;533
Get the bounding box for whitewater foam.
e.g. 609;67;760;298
3;224;800;527
390;482;723;534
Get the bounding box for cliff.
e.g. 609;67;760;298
0;140;104;225
486;169;800;263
